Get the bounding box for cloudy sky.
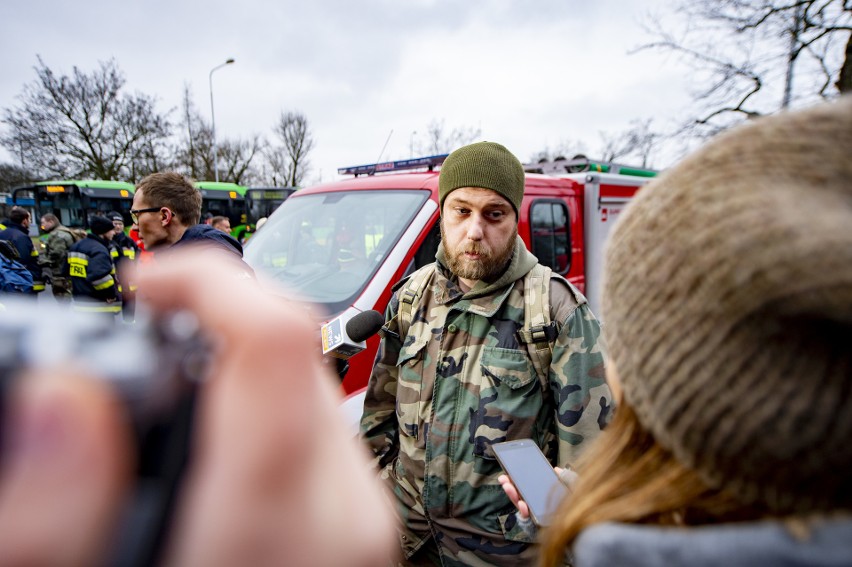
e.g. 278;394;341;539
1;0;694;184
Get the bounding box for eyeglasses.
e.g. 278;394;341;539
130;207;161;223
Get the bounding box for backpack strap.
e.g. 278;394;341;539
396;264;436;341
517;264;559;385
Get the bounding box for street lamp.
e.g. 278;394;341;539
209;58;235;182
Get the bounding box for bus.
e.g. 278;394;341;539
10;180;136;234
244;186;297;233
194;181;248;238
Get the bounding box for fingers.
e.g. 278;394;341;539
0;370;133;566
498;474;530;520
138;250;396;566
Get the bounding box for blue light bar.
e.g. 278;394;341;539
337;154;449;176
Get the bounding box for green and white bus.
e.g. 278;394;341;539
194;181;248;238
245;186;297;229
10;180;136;231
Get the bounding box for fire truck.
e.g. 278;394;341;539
242;154;657;403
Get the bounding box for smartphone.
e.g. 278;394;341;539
492;439;568;527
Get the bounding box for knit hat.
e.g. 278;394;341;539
106;211;124;223
439;142;525;213
601;96;852;515
89;215;115;236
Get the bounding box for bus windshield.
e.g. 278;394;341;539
244;189;430;314
10;181;135;230
195;181;247;237
245;187;296;224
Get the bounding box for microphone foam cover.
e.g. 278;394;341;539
345;310;385;343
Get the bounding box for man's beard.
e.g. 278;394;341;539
440;221;517;282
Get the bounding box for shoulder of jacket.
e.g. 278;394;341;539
391;263;437;294
547;272;588;322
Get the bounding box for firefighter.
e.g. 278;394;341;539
0;206;45;293
107;211;139;321
67;215;121;317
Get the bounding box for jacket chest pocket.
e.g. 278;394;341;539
395;339;429;440
472;346;543;459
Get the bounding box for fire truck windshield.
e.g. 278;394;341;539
243;189;430;313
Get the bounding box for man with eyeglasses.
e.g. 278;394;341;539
131;172;252;276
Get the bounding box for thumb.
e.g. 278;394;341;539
0;370;134;566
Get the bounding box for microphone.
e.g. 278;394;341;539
321;309;385;360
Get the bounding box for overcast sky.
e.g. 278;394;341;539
1;0;694;184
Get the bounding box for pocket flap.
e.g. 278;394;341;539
481;346;537;389
397;338;428;367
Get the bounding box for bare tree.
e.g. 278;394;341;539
637;0;851;138
218;135;264;185
1;57;171;181
414;119;482;156
598;119;660;167
170;85;264;184
268;111;315;186
173;85;215;180
0;163;36;194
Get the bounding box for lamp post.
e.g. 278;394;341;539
209;58;235;182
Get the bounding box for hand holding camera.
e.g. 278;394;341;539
0;250;395;567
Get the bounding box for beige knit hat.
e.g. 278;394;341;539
439;141;525;213
601;96;852;514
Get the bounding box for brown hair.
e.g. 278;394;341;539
9;206;30;224
136;172;202;226
538;403;766;567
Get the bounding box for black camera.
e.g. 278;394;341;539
0;296;211;567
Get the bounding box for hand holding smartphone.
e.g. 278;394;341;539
492;439;568;527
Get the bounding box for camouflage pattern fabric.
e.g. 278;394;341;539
43;227;78;299
361;246;611;566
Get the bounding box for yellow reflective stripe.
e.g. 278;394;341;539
110;249;119;258
92;275;115;290
72;304;122;313
32;284;46;291
123;249;136;260
30;250;39;257
68;254;88;278
129;285;139;291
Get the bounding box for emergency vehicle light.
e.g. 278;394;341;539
337;154;449;176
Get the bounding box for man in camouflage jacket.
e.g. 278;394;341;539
360;142;611;566
40;213;79;300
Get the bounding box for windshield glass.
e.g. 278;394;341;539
246;189;294;222
244;189;430;313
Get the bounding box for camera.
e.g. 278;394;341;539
0;295;211;567
0;295;209;427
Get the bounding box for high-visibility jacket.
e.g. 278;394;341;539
0;222;45;292
67;234;121;314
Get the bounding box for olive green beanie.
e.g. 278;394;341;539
439;141;525;213
602;96;852;514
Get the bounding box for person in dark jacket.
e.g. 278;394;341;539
0;206;45;293
131;172;252;277
67;215;120;315
106;211;139;321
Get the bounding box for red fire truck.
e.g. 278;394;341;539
242;154;657;402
